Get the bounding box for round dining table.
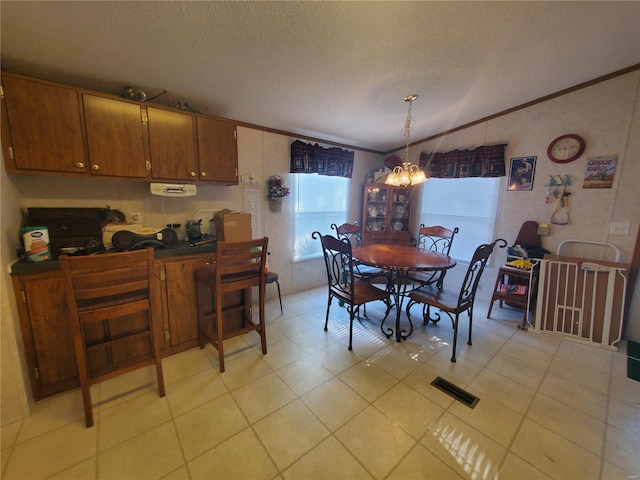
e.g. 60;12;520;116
351;243;457;341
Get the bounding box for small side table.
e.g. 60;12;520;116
487;263;538;329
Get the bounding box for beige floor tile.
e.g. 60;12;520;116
98;421;183;480
161;348;218;385
468;367;535;414
3;421;97;480
387;443;463;479
338;359;398;402
420;411;506;480
527;393;605;455
366;344;425;379
548;354;610;395
98;391;172;451
261;337;309;370
486;352;546;390
97;366;159;409
497;453;552;479
539;372;608;421
336;406;415;480
427;349;485;386
373;382;444;440
609;374;640;408
47;457;96;480
160;465;191;480
218;350;274;391
231;372;297;423
301;377;368;432
188;428;278;480
253;399;329;470
309;340;366;375
174;393;248;460
511;328;562;354
511;418;601;479
283;436;374;480
556;341;612;374
403;363;455;409
448;387;522;448
166;367;228;417
276;356;334;396
500;337;554;370
603;423;640;474
600;459;636;480
607;397;640;431
1;421;22;449
17;389;87;442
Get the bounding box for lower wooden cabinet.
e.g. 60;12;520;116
11;250;246;401
11;271;78;400
156;253;213;355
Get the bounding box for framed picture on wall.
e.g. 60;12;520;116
583;156;616;188
507;156;536;191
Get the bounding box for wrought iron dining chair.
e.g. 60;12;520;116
408;225;459;289
406;238;507;362
59;247;165;428
331;222;387;283
312;231;392;350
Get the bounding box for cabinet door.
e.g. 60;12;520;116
83;94;149;178
159;255;212;353
362;184;413;244
147;107;198;181
2;74;87;174
196;116;238;184
12;273;79;400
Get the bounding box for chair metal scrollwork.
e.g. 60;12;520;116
331;222;387;283
313;231;392;351
408;225;459;289
406;238;507;362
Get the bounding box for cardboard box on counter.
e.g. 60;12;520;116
213;209;252;242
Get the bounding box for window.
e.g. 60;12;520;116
292;173;348;261
419;177;501;262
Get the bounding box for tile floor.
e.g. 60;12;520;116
1;287;639;480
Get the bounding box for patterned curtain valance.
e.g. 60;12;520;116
290;140;354;178
419;144;507;178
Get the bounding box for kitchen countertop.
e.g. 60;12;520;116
11;240;218;275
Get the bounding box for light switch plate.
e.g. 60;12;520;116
609;221;630;235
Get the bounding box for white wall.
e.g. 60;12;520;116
1;70;638;426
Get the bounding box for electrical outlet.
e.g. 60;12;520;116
609;221;630;236
130;212;142;223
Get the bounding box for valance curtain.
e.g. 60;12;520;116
419;144;507;178
290;140;354;178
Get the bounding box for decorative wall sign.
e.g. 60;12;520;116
583;156;616;188
507;156;536;191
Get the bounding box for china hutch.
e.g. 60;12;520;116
362;183;414;244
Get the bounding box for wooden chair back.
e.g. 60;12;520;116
59;247;164;427
331;221;363;248
416;225;459;254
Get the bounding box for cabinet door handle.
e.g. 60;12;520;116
200;171;207;177
76;162;85;168
91;164;99;171
190;171;196;177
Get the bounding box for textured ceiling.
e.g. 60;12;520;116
1;1;639;152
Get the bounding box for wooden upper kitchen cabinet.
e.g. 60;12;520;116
1;73;88;174
12;271;79;400
196;116;238;184
147;106;198;181
82;94;149;178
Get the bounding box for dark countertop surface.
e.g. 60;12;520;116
11;240;217;275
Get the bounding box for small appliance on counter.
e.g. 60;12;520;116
110;226;178;251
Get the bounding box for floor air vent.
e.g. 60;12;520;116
431;376;479;408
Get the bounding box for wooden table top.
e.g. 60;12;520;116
351;244;456;271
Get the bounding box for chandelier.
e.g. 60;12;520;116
385;94;427;187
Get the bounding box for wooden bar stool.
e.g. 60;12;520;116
194;238;268;372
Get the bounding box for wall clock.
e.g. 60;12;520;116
547;134;585;163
